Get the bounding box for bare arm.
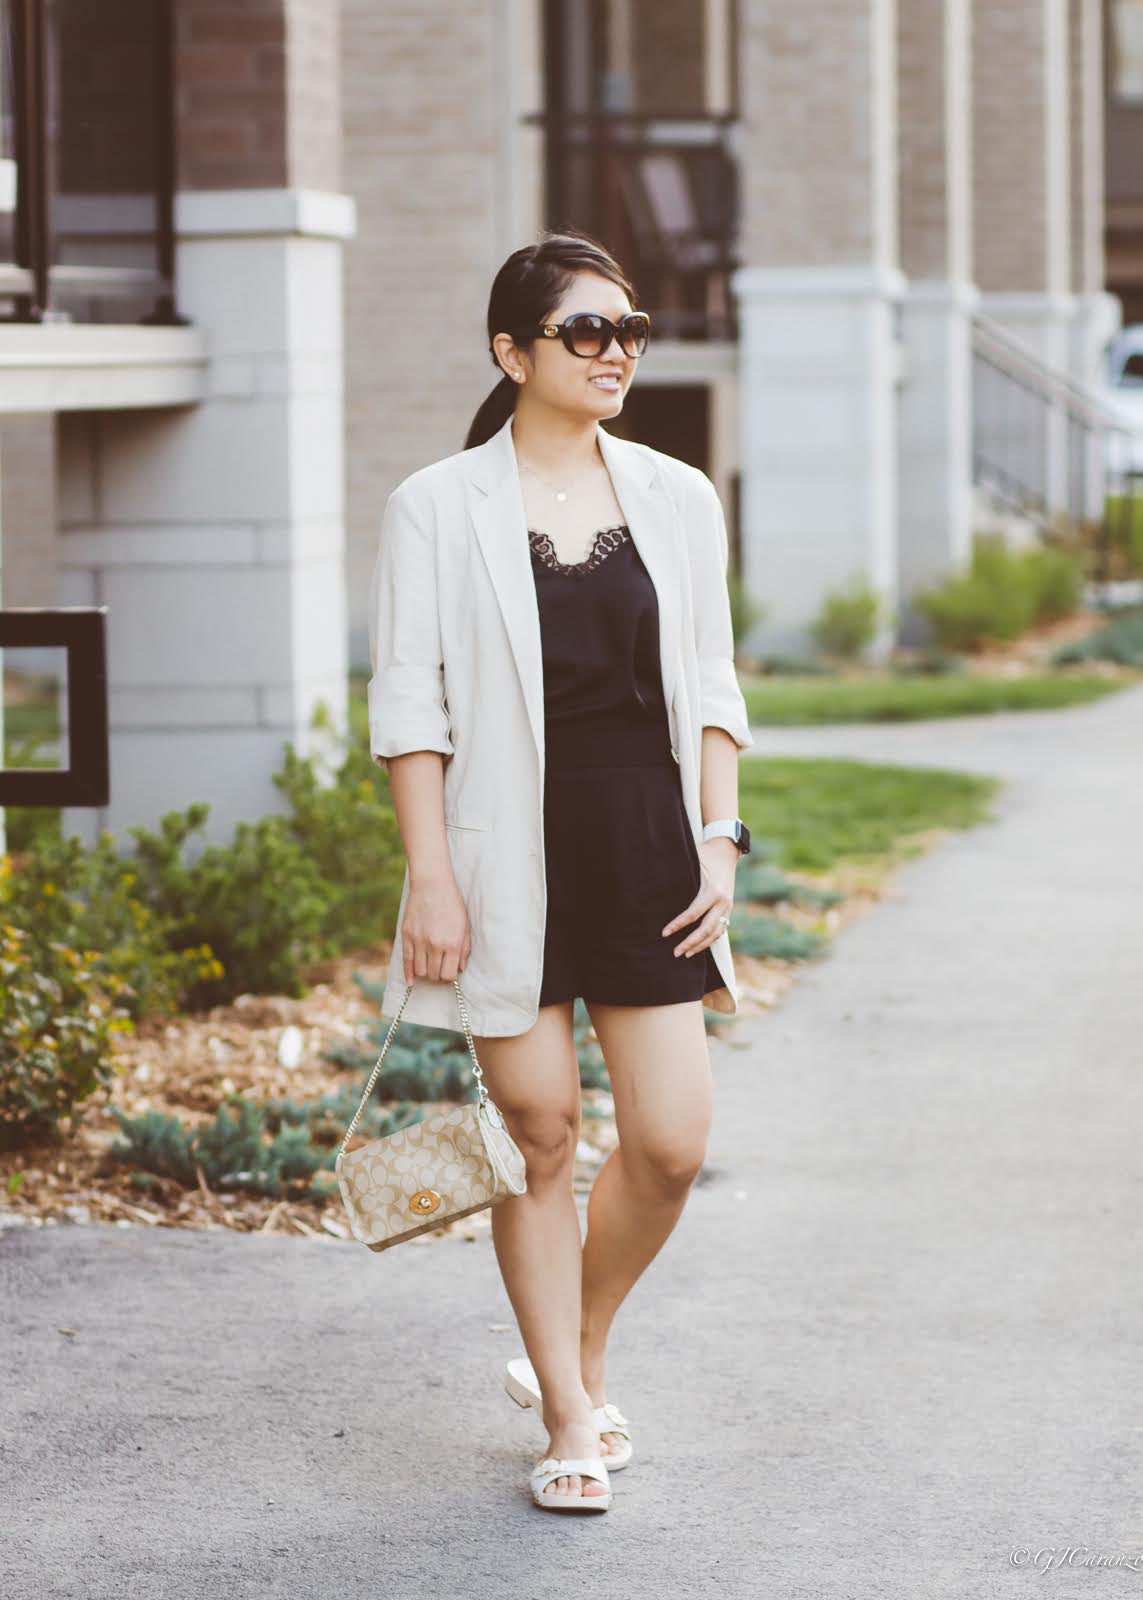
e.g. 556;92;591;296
386;752;471;983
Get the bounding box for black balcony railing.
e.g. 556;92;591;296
526;107;741;342
0;0;178;325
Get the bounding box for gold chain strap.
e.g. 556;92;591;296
337;979;490;1161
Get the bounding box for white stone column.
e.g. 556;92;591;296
895;0;976;645
734;0;902;663
733;263;906;663
57;189;356;848
1068;0;1120;517
897;282;978;642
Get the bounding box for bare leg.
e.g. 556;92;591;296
579;998;713;1453
473;1001;605;1500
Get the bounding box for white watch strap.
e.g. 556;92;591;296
701;818;739;843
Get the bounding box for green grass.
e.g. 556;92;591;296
739;755;1000;872
740;670;1131;725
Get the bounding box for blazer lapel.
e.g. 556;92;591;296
465;412;683;764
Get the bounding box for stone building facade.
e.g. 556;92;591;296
0;0;1128;848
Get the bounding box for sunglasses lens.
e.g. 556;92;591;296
619;314;650;357
561;312;651;357
566;314;607;357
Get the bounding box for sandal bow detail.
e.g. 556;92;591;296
505;1356;635;1471
530;1455;611;1512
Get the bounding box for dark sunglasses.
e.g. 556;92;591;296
524;310;651;360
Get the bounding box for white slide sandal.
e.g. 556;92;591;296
530;1455;611;1512
505;1356;634;1470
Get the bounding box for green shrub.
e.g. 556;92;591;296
0;920;134;1150
122;806;330;1009
0;807;325;1016
809;578;883;661
1104;494;1143;574
0;829;225;1020
1022;544;1085;619
914;571;1030;650
914;534;1085;651
272;731;408;954
757;653;836;677
1;718;413;1017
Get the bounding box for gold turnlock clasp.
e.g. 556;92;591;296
409;1189;442;1216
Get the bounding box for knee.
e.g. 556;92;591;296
506;1106;579;1185
629;1133;707;1198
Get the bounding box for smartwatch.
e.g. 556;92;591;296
701;818;751;856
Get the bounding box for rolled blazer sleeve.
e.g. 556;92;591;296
367;484;455;773
684;469;754;752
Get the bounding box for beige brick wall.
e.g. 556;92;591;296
0;416;57;608
176;0;339;191
286;0;341;192
972;0;1070;293
340;0;511;658
738;0;896;267
898;0;971;281
1069;0;1104;294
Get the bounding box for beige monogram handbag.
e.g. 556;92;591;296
334;978;528;1252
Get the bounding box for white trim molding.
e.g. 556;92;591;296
0;324;207;412
174;188;358;242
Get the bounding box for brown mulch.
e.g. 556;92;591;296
1;617;1124;1243
0;855;907;1245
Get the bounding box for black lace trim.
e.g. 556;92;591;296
527;523;630;574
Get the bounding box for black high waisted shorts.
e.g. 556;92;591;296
537;712;727;1008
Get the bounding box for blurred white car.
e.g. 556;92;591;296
1103;326;1143;477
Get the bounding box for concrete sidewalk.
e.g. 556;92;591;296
4;681;1143;1598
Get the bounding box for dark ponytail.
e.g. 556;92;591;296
464;371;518;453
463;226;638;451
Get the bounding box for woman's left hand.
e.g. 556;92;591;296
661;837;739;958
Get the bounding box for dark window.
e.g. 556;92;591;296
531;0;741;342
0;0;177;324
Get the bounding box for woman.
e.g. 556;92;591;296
368;229;754;1513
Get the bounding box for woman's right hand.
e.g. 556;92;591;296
401;871;472;984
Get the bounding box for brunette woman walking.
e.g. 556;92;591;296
369;229;753;1513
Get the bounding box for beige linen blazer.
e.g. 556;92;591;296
368;411;755;1037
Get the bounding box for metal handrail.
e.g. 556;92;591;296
972;310;1129;433
970;309;1143;580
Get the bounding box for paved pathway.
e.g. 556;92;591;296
4;681;1143;1598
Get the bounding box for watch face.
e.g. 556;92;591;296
737;822;751;855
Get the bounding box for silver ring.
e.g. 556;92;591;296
717;914;729;928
